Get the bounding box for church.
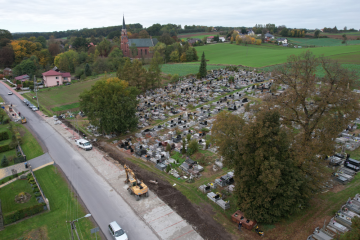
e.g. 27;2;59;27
120;16;158;58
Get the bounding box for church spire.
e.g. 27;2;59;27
122;15;126;30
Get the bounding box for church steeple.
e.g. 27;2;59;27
121;15;127;37
122;15;126;30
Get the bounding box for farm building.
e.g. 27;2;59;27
14;74;30;82
276;38;288;44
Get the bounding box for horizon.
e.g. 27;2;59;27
2;0;359;33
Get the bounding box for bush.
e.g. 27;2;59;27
166;164;171;173
0;131;9;141
1;155;9;167
187;139;199;155
201;127;210;133
4;203;45;225
80;74;86;80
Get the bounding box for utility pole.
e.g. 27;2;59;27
67;220;81;240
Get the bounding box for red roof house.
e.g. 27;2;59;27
42;70;71;87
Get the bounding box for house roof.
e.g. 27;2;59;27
265;33;274;37
14;74;29;80
4;67;11;71
276;38;287;41
42;70;71;77
207;36;214;39
128;38;158;47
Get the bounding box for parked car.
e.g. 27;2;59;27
8;92;12;95
65;82;71;85
75;139;92;151
32;106;38;111
108;221;128;240
29;104;35;109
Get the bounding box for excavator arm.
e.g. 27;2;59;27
124;165;136;184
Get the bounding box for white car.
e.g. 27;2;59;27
32;106;38;111
75;139;92;151
108;221;128;240
8;92;12;95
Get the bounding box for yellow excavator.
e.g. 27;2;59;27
124;165;149;201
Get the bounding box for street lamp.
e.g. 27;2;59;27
67;213;92;240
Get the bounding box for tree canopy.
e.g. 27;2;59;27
212;110;306;223
79;77;139;134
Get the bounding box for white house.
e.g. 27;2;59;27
219;37;226;42
276;38;288;44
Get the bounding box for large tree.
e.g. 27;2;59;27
198;52;207;78
0;29;13;40
79;77;139;134
212;110;306;223
265;50;360;192
0;46;14;68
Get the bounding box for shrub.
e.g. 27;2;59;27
166;144;171;152
0;131;9;141
201;127;210;133
186;134;191;143
206;140;210;149
4;203;45;225
187;139;199;155
1;155;9;167
166;164;171;173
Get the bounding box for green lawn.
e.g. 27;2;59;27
0;178;39;215
287;37;360;47
0;166;99;239
161;63;225;76
194;43;360;67
16;123;43;160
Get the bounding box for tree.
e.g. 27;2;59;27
181;138;186;154
13;58;37;79
54;50;79;73
0;29;13;40
342;34;348;46
1;155;9;167
280;28;288;37
198;52;207;78
266;51;360;193
187;139;199;155
0;46;14;68
10;40;38;64
314;30;321;38
212;110;306;223
129;43;138;57
139;30;150;39
108;48;124;70
48;43;61;57
79;77;139;134
341;216;360;240
36;36;47;48
97;39;112;57
170;50;179;62
34;49;52;67
148;51;162;88
72;37;88;51
85;63;92;76
0;109;6;123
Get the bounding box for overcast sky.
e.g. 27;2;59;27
1;0;359;33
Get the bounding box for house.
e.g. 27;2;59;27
207;36;214;43
247;29;255;35
188;38;201;45
3;68;12;76
121;15;158;58
42;70;71;87
276;38;288;44
264;33;274;42
219;37;226;42
14;74;30;82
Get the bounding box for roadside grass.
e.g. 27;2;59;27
15;123;43;160
0;178;39;215
0;95;4;102
194;43;360;67
0;165;99;240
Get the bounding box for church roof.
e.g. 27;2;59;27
128;38;158;47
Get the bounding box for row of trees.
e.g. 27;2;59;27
280;28;306;37
230;32;261;45
212;51;360;223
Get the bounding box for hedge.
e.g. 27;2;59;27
0;143;11;153
0;131;9;141
4;203;45;225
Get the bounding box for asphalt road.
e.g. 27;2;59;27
0;84;158;240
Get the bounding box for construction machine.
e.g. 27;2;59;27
124;165;149;201
21;116;27;124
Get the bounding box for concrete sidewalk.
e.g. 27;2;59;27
47;119;203;240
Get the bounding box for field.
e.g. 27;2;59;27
287;37;360;47
329;52;360;64
194;43;360;67
161;63;225;76
0;165;99;239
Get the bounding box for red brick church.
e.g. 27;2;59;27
121;16;158;58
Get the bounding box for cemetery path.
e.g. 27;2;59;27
98;142;239;240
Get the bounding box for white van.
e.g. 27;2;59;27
108;221;128;240
75;139;92;151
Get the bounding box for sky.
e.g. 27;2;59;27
1;0;359;33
